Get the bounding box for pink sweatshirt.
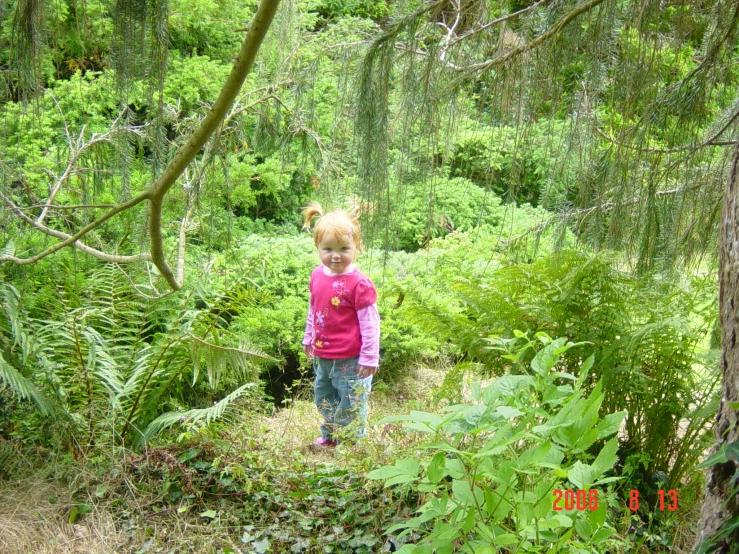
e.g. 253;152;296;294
302;264;380;367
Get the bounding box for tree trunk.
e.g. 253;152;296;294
695;141;739;551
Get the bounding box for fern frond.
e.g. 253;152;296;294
141;383;257;442
83;327;124;399
0;284;22;346
0;352;53;415
1;241;14;258
190;335;276;389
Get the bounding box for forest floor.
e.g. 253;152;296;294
0;364;702;554
0;365;446;554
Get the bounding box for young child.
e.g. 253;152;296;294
301;202;380;446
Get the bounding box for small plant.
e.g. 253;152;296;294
368;332;627;553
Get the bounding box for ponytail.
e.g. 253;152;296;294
302;201;324;231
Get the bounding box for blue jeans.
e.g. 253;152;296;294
314;356;372;441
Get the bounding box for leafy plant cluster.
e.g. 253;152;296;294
0;259;275;451
368;332;627;553
396;249;718;498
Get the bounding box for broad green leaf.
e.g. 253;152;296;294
427;452;446;484
531;337;568;375
385;474;421;486
200;509;217;519
591;438;619;478
462;507;476;533
568;461;595;489
575;428;600;452
574;519;593;541
596;411;627;438
516;441;553;469
445;458;466;479
590;527;614;544
491;375;533;398
475;521;496;542
465;404;489;427
496;406;524;419
588;495;607;528
452;479;483;507
576;355;595;389
552;514;573;528
516;502;534;525
697;441;739;468
367;458;420;487
552;371;577;381
493;534;518;546
378;411;442;426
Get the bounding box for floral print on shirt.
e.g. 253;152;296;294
331;279;351;306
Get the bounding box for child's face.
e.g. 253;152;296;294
317;234;356;274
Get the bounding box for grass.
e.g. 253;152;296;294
0;364;444;553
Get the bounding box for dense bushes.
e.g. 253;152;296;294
398;249;718;496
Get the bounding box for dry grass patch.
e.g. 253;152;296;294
0;476;123;554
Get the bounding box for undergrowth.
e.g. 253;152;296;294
1;356;705;554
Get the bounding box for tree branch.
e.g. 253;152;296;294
147;0;281;290
438;0;461;62
449;0;551;47
457;0;608;73
0;193;151;264
595;100;739;154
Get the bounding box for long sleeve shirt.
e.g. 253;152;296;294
302;264;380;367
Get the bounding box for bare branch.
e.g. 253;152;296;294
0;193;151;264
147;0;281;291
0;190;151;264
500;182;708;249
18;203;117;210
449;0;551;47
36;108;141;225
438;0;461;62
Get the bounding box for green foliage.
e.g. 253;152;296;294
301;0;394;22
0;261;276;450
168;0;255;59
390;176;504;252
402;250;718;493
368;333;626;553
448;125;552;207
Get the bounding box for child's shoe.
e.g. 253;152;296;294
311;437;336;447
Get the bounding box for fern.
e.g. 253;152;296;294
142;383;257;443
0;352;53;415
190;335;276;388
0;241;13;258
403;250;719;488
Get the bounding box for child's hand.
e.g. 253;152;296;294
358;365;377;378
303;344;314;359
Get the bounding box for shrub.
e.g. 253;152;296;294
400;250;719;493
368;333;627;553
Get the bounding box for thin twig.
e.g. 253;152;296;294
449;0;551;47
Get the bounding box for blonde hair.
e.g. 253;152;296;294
302;201;362;249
